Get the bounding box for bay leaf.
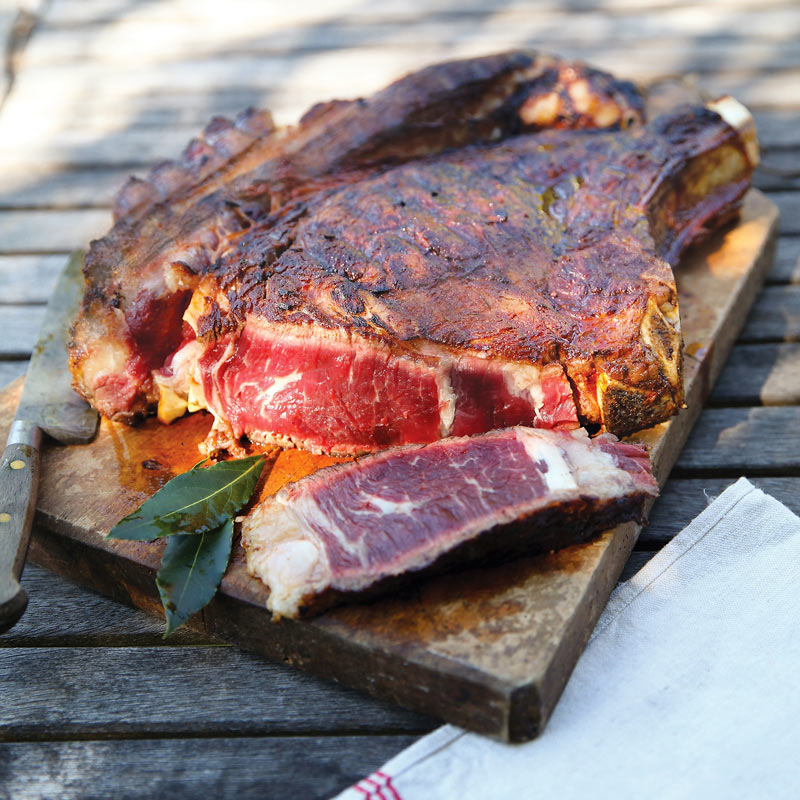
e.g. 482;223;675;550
156;518;234;637
108;455;265;540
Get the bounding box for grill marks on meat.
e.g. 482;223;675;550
69;51;645;422
241;427;658;618
184;103;753;453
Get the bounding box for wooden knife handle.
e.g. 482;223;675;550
0;421;42;633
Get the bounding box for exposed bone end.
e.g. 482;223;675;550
707;96;759;168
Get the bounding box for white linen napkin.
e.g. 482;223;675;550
335;478;800;799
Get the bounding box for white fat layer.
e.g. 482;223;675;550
238;369;303;417
154;339;205;398
242;500;330;618
291;492;384;585
86;337;130;380
284;487;433;593
562;429;635;495
262;540;321;616
368;495;419;516
515;428;578;492
515;427;635;498
436;368;456;437
502;363;545;417
707;96;759;166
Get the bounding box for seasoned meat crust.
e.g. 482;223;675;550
68;52;755;455
69;51;645;425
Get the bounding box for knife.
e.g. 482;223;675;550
0;252;99;633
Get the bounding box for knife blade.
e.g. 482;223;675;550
0;252;99;632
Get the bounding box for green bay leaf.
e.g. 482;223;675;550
107;454;265;541
156;518;234;637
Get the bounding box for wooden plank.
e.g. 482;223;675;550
0;735;419;800
0;126;207;168
753;111;800;150
8;563;212;645
739;285;800;341
0;168;132;207
619;550;655;582
0;306;46;357
4;34;800;145
755;151;800;192
770;192;800;235
710;343;800;405
39;0;800;29
0;190;778;742
661;70;800;110
0;255;65;302
7;54;800;128
37;5;800;46
0;87;269;136
0;209;109;252
0;647;436;737
21;24;800;74
768;236;800;284
675;406;800;474
641;477;800;546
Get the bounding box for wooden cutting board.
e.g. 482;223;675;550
0;189;778;742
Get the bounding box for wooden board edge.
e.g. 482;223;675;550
27;522;517;737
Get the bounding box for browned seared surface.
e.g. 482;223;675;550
68;51;645;421
203;106;753;436
68;51;755;444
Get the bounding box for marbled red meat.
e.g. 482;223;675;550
241;426;658;617
194;321;577;454
180;98;753;454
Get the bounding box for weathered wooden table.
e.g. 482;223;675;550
0;1;798;797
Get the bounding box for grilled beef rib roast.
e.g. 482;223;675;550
69;52;756;455
242;427;658;617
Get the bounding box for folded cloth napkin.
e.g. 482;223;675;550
335;478;800;800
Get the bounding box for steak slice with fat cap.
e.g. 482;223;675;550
241;426;658;618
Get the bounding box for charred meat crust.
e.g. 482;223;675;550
69;51;647;420
68;53;755;450
195;109;752;440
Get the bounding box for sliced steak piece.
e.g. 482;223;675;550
241;427;658;618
